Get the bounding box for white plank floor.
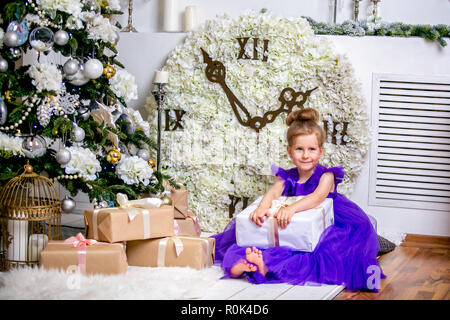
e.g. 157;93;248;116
199;268;345;300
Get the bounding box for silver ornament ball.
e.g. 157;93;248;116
63;59;80;76
72;126;85;142
56;148;72;165
78;107;91;121
0;58;7;73
66;64;90;86
22;135;47;158
0;99;8;125
54;30;69;46
3;31;19;47
137;149;150;161
61;196;76;213
118;113;135;136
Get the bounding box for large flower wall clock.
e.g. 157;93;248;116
145;12;370;233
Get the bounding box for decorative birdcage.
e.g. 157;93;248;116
0;163;61;271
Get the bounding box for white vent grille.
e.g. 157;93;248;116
369;74;450;212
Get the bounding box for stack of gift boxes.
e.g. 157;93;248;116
39;185;214;275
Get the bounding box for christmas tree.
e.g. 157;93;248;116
0;0;171;209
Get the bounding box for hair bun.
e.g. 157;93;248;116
286;108;319;126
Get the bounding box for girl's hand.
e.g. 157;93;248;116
249;207;270;227
274;205;295;229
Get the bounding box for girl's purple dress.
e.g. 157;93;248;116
211;164;386;292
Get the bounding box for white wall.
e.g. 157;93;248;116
77;1;450;236
117;0;450;34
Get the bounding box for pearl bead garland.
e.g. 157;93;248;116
0;106;32;131
28;0;60;29
51;173;93;189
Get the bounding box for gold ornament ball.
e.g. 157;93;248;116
148;157;157;170
161;194;172;205
103;64;116;79
106;148;122;164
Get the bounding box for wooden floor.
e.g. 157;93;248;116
335;234;450;300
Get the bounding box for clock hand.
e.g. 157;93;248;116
201;48;252;126
250;87;318;131
201;48;317;132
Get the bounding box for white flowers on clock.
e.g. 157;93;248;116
145;11;370;233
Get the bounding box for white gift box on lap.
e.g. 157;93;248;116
236;196;334;252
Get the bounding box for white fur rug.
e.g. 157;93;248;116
0;266;224;300
0;265;343;300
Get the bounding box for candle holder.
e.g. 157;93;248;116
371;0;381;21
152;83;167;172
353;0;361;21
122;0;138;32
329;0;338;24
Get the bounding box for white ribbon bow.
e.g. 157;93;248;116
116;193;163;221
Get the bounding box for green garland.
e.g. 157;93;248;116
303;17;449;47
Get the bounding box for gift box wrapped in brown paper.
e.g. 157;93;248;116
126;236;215;270
40;240;128;275
84;204;174;243
170;183;189;219
173;210;201;237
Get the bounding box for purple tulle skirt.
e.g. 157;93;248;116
210;165;386;292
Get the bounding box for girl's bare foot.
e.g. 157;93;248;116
245;247;268;276
230;259;257;278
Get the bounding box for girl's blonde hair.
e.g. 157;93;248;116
286;108;326;147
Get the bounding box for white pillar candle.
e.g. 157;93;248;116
28;234;49;262
7;216;28;262
163;0;179;32
183;5;197;32
153;70;169;84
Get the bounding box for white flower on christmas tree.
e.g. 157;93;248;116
124;107;151;137
63;146;101;181
87;15;119;43
24;14;44;27
109;69;138;102
116;155;153;186
27;62;62;93
0;132;22;156
65;15;84;30
39;0;82;16
104;0;121;11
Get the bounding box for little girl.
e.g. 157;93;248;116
211;108;385;292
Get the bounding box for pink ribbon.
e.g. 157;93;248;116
187;216;200;234
64;233;98;248
63;233;98;274
62;233;126;274
173;220;181;235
